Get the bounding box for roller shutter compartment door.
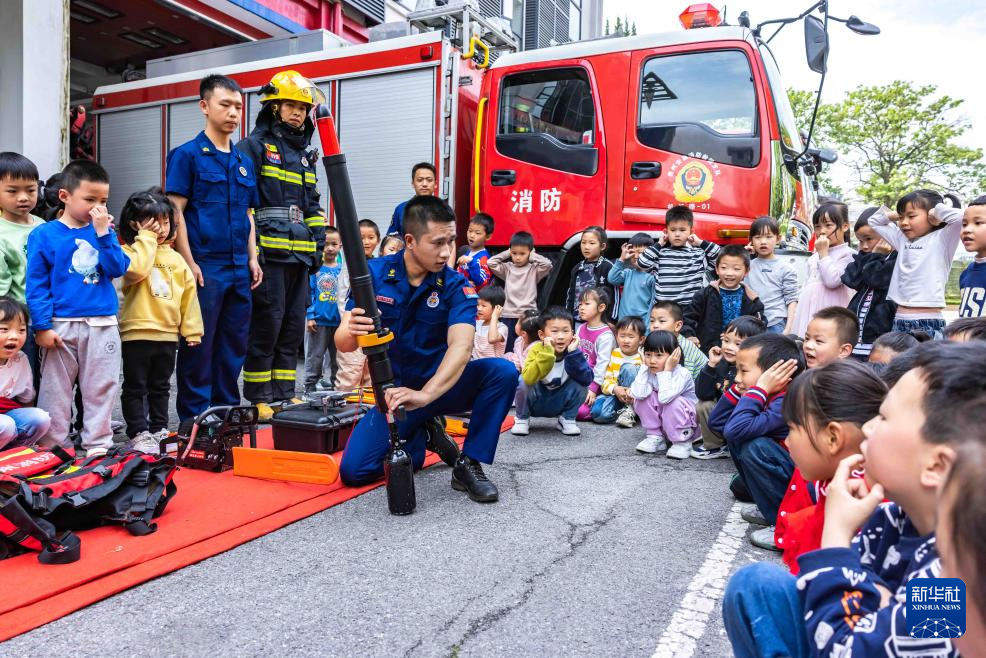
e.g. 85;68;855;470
167;100;239;152
338;69;435;237
98;107;161;218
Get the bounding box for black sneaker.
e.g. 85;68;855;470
451;457;499;502
730;473;753;503
424;416;460;467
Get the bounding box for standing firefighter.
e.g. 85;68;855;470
238;71;327;419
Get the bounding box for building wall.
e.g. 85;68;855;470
0;0;68;178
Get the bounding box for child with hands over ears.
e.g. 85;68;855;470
709;334;804;550
590;316;645;427
773;360;887;573
724;341;986;658
455;213;494;291
472;285;508;360
504;309;540;373
791;202;856;337
574;287;614;420
842;209;897;357
511;307;592;437
607;234;657;322
868;189;964;337
692;316;765;460
26;160;130;458
629;331;698;458
118;188;203;454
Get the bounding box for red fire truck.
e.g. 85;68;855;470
94;3;870;302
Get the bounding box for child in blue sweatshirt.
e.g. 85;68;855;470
710;333;804;550
607;233;656;322
512;307;592;437
723;341;979;658
304;227;343;397
26;160;130;457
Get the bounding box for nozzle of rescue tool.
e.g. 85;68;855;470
316;104;414;515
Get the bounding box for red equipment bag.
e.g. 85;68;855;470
16;448;178;537
0;494;81;564
0;445;75;492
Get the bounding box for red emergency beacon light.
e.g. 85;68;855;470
679;3;722;29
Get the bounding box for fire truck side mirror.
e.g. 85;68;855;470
804;15;829;74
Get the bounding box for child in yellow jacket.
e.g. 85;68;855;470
118;188;203;454
511;307;592;437
590;316;645;427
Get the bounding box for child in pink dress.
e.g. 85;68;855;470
504;310;541;372
575;287;615;420
791;201;856;336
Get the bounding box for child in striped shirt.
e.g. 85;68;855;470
472;285;508;360
637;205;720;311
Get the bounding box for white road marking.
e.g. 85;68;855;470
651;501;749;658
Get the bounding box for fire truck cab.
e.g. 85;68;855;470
475;17;818;303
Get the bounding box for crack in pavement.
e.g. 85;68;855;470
443;461;645;657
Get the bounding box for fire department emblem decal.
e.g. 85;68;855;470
426;291;440;308
673;160;714;203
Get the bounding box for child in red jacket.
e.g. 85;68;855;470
775;360;887;572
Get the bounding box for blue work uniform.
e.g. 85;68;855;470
339;251;519;486
385;198;411;237
166;130;259;421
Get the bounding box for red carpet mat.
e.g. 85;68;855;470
0;417;512;641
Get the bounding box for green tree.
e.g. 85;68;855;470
614;17;623;35
789;82;984;205
631;21;638;36
605;18;610;35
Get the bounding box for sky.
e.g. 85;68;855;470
600;0;985;197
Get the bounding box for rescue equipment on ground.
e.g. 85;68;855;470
315;103;416;515
231;447;339;486
272;391;369;454
169;406;259;472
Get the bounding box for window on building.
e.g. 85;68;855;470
497;67;597;175
637;49;760;167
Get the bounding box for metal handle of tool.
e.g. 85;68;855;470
314;104;415;515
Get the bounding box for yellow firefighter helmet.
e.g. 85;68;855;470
258;70;326;107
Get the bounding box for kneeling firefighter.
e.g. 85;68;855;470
238;70;327;420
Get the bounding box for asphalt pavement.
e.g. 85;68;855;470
3;409;779;657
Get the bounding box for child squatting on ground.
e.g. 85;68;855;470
589;316;645;427
511;307;592;437
27;160;130;458
628;330;698;458
0;298;50;449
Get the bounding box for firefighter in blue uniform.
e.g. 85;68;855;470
167;74;262;427
237;71;327;420
336;196;517;502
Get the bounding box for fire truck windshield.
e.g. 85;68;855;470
637;49;760;167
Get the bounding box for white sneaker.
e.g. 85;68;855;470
511;418;530;435
130;431;160;455
635;434;668;454
556;417;581;435
615;407;636;428
85;447;108;459
666;442;692;459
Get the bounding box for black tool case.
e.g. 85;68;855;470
271;392;369;454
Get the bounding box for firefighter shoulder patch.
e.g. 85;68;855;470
462;286;478;299
264;143;281;164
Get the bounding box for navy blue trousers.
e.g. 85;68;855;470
176;262;252;421
339;358;518;486
727;435;795;525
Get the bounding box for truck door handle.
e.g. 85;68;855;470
490;169;516;186
630;161;661;180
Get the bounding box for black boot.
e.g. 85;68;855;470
451;457;499;503
424;416;460;467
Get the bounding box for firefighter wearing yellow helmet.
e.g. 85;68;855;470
236;70;328;419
